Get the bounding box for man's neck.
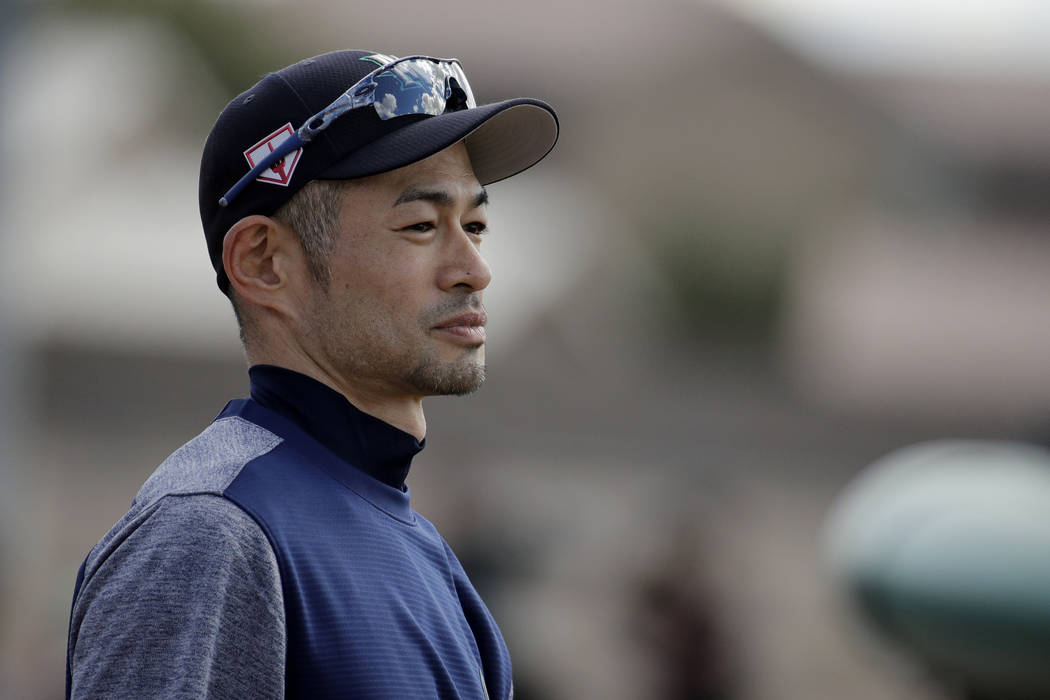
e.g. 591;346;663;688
247;344;427;441
324;374;428;441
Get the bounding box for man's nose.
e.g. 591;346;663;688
438;227;492;292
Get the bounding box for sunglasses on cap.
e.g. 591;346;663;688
218;55;476;207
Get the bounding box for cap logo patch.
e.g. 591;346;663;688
243;123;302;187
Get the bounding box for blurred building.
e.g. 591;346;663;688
2;1;1048;698
786;74;1050;426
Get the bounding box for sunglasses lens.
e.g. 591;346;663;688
370;59;475;120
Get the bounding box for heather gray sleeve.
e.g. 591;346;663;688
68;494;286;699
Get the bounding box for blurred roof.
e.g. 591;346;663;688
720;0;1050;79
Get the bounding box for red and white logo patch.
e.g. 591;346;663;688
243;123;302;187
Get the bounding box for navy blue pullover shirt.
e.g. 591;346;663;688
67;366;512;699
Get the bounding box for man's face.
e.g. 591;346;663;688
301;142;492;399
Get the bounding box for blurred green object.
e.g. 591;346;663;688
824;441;1050;700
649;214;788;348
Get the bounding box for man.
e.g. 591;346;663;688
65;50;558;699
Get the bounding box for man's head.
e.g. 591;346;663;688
198;50;557;403
224;141;491;397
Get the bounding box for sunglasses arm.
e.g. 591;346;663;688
300;88;375;140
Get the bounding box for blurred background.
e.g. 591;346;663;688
3;0;1050;697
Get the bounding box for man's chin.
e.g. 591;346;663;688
407;357;486;397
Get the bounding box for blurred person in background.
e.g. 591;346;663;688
632;523;738;700
65;49;557;699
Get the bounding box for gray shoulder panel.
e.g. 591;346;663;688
136;415;283;505
77;416;282;585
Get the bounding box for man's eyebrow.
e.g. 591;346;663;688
393;187;489;209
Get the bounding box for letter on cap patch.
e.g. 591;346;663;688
243;123;303;187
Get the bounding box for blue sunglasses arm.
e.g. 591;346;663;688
218;130;307;207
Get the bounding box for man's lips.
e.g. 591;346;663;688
432;311;487;344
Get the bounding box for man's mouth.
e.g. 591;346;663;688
432;311;487;345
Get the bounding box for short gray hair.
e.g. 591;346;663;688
272;179;354;289
230;178;352;348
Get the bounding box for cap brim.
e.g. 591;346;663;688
319;98;559;185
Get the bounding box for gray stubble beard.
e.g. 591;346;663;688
406;351;486;396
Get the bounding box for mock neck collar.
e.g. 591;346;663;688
248;364;424;490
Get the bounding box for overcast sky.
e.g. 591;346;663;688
721;0;1050;77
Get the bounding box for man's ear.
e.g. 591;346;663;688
222;215;303;314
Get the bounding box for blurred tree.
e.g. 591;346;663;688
649;212;790;351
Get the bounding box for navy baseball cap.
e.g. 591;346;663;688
199;49;559;294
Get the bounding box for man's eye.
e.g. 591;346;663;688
404;222;434;232
464;222;488;235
